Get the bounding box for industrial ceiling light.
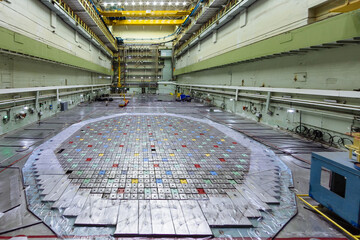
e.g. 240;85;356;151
132;1;135;5
104;2;108;6
125;2;128;5
117;2;121;5
287;108;296;113
153;1;157;5
139;1;143;4
160;1;164;5
175;1;179;5
146;1;150;5
182;1;186;5
168;2;172;5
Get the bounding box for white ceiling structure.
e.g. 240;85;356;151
95;0;194;11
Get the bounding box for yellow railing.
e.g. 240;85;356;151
297;194;360;240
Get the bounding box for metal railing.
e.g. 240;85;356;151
53;0;115;54
174;0;242;55
76;0;117;49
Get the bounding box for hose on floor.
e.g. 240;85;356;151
292;125;353;148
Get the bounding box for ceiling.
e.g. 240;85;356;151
94;0;194;11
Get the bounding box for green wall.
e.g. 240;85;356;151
0;89;108;135
174;10;360;76
176;10;360;142
0;54;111;88
0;26;112;75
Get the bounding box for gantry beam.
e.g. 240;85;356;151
105;19;185;25
330;0;360;12
99;9;192;18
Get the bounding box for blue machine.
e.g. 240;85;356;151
310;152;360;228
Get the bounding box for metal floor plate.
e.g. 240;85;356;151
21;113;296;238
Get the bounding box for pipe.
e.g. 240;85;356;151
0;87;108;106
177;83;360;98
0;84;110;95
182;86;360;112
118;56;121;87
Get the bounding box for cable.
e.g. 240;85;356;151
291;124;353;148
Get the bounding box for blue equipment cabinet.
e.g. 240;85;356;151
310;152;360;228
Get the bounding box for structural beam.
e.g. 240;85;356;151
105;19;184;25
99;9;192;18
330;0;360;12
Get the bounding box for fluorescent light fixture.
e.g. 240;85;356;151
324;99;337;103
287;108;296;113
229;99;234;101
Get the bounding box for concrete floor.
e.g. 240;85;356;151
0;94;351;239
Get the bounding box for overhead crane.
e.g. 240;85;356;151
104;19;185;25
98;9;192;18
330;0;360;12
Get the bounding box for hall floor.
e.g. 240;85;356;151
0;94;348;239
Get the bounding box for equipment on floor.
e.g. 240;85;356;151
309;152;360;228
118;93;129;107
176;93;192;102
60;101;68;111
345;132;360;162
96;94;114;102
